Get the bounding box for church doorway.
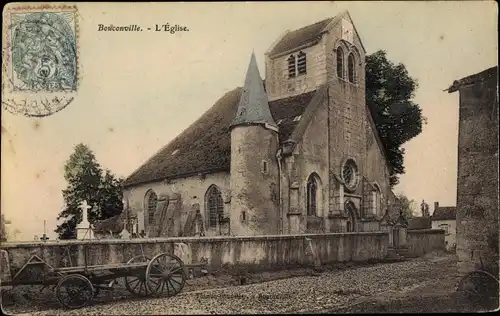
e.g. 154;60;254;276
345;201;357;232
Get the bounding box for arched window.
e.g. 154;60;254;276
307;175;318;216
336;47;344;79
345;201;357;232
373;183;382;216
146;190;158;226
348;53;356;83
206;185;224;228
287;55;296;78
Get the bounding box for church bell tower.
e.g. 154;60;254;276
229;52;280;236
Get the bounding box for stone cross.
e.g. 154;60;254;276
79;200;92;227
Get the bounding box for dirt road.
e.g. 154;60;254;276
2;252;497;314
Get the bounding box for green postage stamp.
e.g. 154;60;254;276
2;3;79;117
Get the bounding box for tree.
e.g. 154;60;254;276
98;169;124;220
366;50;426;187
396;193;416;219
55;144;124;239
1;214;7;241
1;214;17;241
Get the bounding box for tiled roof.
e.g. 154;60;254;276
447;66;498;93
269;18;333;56
408;217;432;230
124;89;318;187
432;207;456;221
93;214;124;233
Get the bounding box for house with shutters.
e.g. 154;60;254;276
122;11;398;237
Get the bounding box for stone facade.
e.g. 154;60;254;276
123;172;230;237
447;66;499;278
123;11;395;238
230;125;280;236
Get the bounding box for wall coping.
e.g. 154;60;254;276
407;229;445;234
0;232;387;249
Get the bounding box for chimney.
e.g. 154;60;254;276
434;201;439;212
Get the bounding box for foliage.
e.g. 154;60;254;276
366;50;426;187
0;214;19;241
55;144;124;239
0;214;7;241
396;193;416;219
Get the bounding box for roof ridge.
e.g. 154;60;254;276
292;17;334;33
124;88;242;184
124;88;318;187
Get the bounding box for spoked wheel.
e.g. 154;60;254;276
145;253;186;297
457;270;500;304
124;255;153;297
55;274;94;309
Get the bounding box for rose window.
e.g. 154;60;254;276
342;159;359;191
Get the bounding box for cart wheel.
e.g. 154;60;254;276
145;253;186;297
457;270;500;304
124;254;152;297
55;274;94;309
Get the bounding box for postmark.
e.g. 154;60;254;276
2;4;79;118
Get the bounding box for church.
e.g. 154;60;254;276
123;11;398;237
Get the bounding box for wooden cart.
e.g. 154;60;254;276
456;255;499;304
2;247;206;309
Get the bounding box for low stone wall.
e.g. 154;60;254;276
0;232;388;284
406;229;445;257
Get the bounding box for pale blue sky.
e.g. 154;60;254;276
1;2;498;241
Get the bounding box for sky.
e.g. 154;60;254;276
1;1;498;241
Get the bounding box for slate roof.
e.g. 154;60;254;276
231;53;277;129
124;88;318;187
408;217;432;230
269;18;333;56
431;206;456;221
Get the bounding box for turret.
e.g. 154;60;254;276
229;52;280;236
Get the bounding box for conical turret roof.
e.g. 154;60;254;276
230;52;277;130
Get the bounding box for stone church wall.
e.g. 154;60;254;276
364;121;391;216
290;96;330;232
123;172;230;237
325;18;367;217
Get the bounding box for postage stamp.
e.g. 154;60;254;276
2;3;79;118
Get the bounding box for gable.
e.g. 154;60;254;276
124;89;318;187
267;11;367;58
333;11;366;53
